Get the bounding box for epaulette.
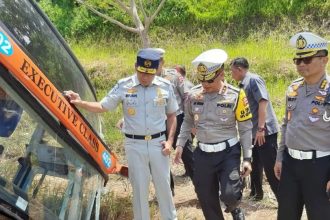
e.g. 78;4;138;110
163;68;178;76
292;77;304;83
288;77;304;91
190;84;203;92
118;75;133;84
189;84;203;99
157;76;172;85
226;84;240;93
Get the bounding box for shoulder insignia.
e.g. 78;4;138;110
293;77;304;83
157;76;171;85
163;68;178;76
227;84;240;93
118;76;130;84
189;85;204;100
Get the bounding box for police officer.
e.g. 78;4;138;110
230;57;279;201
274;32;330;220
174;49;253;220
65;49;178;220
154;48;195;180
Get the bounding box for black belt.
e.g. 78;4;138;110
124;131;166;140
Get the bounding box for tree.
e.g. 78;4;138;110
76;0;166;48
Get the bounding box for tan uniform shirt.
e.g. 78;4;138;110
161;68;193;115
177;83;253;158
277;74;330;161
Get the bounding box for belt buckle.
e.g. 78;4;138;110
144;135;152;141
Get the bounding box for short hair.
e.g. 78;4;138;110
174;65;186;76
230;57;249;69
316;50;328;57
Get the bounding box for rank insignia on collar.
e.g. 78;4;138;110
320;80;327;90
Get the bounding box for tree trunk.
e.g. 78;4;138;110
140;29;151;48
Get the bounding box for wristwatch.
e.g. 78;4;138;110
257;127;266;132
243;158;252;163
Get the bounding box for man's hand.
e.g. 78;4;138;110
274;161;282;180
254;130;265;146
161;141;171;156
174;146;183;164
64;90;82;104
326;180;330;201
241;161;252;177
116;118;124;130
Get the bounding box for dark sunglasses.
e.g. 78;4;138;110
199;78;215;84
293;56;325;65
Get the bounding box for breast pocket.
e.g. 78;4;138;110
192;103;204;114
306;108;330;129
216;105;233;124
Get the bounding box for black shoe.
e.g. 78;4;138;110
249;192;263;201
250;191;264;201
231;208;245;220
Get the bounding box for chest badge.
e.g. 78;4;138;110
309;116;319;123
127;107;136;116
194;114;199;122
310;107;319;115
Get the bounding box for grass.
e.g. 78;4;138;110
70;33;311;145
69;32;330;219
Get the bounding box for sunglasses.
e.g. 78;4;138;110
293;56;325;65
199;78;216;84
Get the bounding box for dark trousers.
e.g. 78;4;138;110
278;151;330;220
193;143;242;220
169;113;194;194
251;133;279;199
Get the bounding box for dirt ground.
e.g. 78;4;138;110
107;156;308;220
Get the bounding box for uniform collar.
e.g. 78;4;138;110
239;72;251;88
303;74;327;96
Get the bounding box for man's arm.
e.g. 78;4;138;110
274;94;289;180
166;112;177;146
64;90;108;113
162;112;177;156
254;99;268;146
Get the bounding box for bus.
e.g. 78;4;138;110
0;0;126;219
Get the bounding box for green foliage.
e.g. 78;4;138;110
37;0;330;41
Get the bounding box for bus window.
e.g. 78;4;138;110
0;87;23;137
0;83;103;220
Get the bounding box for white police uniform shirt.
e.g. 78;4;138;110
177;83;253;158
100;74;178;135
161;68;193;115
277;74;330;161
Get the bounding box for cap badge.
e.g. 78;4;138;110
197;63;208;74
144;60;152;67
296;35;307;49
